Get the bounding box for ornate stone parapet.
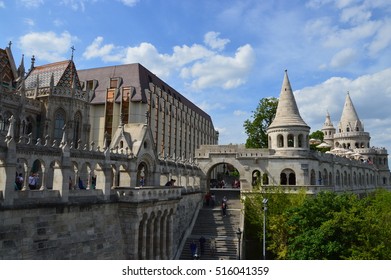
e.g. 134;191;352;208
116;186;182;203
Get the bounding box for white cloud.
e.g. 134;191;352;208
83;36;120;60
181;44;255;90
204;31;230;51
83;33;254;90
60;0;88;11
18;31;77;62
233;110;248;116
368;18;391;55
19;0;44;8
329;48;357;68
118;0;139;7
295;68;391;150
24;18;35;26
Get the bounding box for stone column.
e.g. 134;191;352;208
160;214;167;260
147;217;155;259
1;118;17;206
154;214;161;260
140;219;147;260
167;214;174;259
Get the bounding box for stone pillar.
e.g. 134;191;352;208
140;219;147;259
160;214;167;260
129;222;139;260
1;120;17;206
95;163;112;200
167;214;174;259
154;214;161;260
147;217;155;259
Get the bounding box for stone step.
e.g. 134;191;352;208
179;190;242;260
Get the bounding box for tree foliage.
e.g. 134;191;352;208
309;130;324;142
244;189;391;260
243;97;278;148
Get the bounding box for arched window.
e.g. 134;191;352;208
277;134;284;147
336;170;340;186
3;112;11;132
252;170;261;186
298;134;303;147
54;108;66;142
280;173;287;185
310;169;316;185
262;173;269;185
288;172;296;185
281;169;296;185
73;112;82;148
288;134;294;147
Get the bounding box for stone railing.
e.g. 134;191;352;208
116;186;183;203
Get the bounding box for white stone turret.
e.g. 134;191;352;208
334;92;370;149
267;70;310;154
321;111;336;147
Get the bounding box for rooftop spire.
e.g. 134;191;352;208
71;46;75;61
268;70;309;129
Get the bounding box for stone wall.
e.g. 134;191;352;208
0;190;202;260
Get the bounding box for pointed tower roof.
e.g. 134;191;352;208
268;70;309;129
322;111;335;130
338;92;363;132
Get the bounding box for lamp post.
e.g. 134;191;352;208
262;198;268;260
236;228;242;260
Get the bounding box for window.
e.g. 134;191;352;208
277;134;284;147
73;112;82;148
288;134;294;147
54;109;66;142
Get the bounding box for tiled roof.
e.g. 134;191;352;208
25;60;82;90
77;63;213;122
0;48;15;84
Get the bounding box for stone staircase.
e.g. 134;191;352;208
179;189;243;260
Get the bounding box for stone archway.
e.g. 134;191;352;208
197;156;251;192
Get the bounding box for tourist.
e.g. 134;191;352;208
222;196;228;217
28;172;36;190
211;193;216;207
15;173;23;190
165;179;176;186
190;240;197;259
199;236;206;256
204;192;211;206
78;177;86;189
69;176;73;190
209;237;216;256
91;175;97;189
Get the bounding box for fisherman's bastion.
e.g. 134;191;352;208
0;42;390;260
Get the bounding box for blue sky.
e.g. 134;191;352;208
1;0;391;155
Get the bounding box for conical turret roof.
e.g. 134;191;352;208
322;111;335;130
268;70;309;129
339;92;363;132
338;92;363;132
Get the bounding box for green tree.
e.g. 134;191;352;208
309;130;324;142
244;97;278;148
243;186;306;259
349;189;391;259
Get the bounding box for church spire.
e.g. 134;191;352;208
268;70;309;129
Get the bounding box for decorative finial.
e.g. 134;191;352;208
30;55;35;70
8;41;12;49
71;46;75;61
